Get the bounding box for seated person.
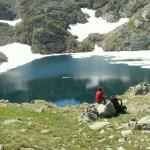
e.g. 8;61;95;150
95;87;106;104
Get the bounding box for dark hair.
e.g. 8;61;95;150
98;87;103;91
109;96;115;101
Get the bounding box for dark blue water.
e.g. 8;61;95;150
0;55;150;106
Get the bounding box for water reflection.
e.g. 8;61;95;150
0;55;150;106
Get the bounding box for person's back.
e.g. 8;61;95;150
95;87;105;104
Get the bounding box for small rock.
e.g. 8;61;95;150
72;135;77;138
60;147;66;150
27;117;33;121
20;128;27;133
89;121;110;130
117;146;125;150
123;100;128;104
35;108;44;113
106;148;112;150
2;118;21;125
117;126;123;130
100;129;105;134
28;122;32;126
98;138;105;143
121;123;129;128
0;144;4;150
78;114;90;123
121;130;132;139
19;148;35;150
118;138;124;143
40;129;49;134
107;124;113;128
108;135;114;139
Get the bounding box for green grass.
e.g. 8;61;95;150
0;93;150;150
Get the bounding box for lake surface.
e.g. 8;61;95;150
0;55;150;106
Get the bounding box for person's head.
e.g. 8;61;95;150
97;87;103;91
109;96;115;101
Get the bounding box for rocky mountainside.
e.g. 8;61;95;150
0;0;150;59
100;2;150;51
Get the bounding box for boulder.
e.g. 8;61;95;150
96;102;116;117
19;148;35;150
89;121;110;130
136;116;150;130
31;27;66;54
121;130;132;139
142;9;150;21
33;100;56;108
2;118;21;125
132;82;150;95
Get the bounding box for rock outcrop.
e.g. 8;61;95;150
15;0;88;54
0;23;15;46
0;0;150;54
136;116;150;131
86;0;150;51
0;52;8;65
0;2;16;20
90;0;149;23
96;102;116;117
127;82;150;96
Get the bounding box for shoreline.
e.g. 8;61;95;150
0;43;150;74
0;8;150;73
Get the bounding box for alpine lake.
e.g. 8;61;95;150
0;55;150;107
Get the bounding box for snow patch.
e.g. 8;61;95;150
68;8;129;41
72;45;150;69
0;19;22;26
0;43;45;73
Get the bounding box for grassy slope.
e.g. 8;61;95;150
0;94;149;150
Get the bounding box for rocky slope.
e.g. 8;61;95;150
101;3;150;51
83;0;150;51
0;0;150;60
15;0;90;54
